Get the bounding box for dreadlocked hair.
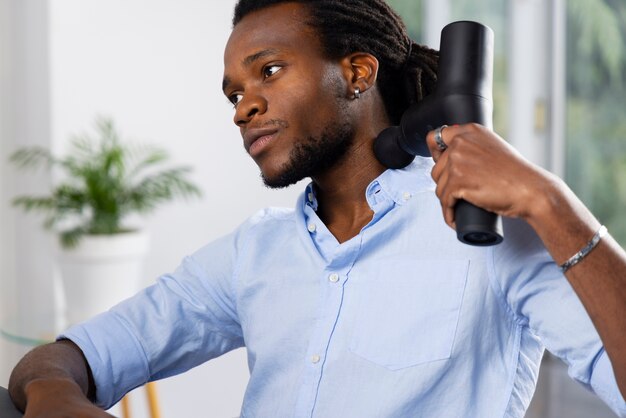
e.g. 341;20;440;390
232;0;439;124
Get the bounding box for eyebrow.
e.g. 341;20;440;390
222;48;281;93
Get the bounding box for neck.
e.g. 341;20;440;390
310;83;393;243
312;138;387;243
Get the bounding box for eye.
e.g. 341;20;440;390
263;64;282;79
228;93;243;107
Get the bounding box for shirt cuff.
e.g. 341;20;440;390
58;311;151;409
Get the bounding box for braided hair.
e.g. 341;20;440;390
232;0;439;124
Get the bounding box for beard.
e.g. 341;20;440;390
261;120;355;189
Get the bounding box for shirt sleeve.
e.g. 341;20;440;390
58;229;246;409
490;218;626;416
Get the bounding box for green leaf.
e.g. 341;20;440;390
9;147;56;170
60;227;87;249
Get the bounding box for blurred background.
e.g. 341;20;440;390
1;0;624;417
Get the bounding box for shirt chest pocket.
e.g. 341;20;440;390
348;260;469;370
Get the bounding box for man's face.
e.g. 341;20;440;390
223;3;355;188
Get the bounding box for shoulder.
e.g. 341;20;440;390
191;206;296;259
247;206;295;224
239;206;296;237
490;217;559;283
493;217;552;263
488;217;565;318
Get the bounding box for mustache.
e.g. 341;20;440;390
260;119;289;129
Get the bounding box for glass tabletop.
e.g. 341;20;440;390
0;329;51;347
0;315;58;347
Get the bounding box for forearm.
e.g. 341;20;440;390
8;339;95;411
525;175;626;398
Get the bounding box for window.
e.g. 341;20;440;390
565;0;626;246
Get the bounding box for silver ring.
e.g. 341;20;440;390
434;125;448;151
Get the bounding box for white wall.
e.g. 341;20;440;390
47;0;304;278
0;0;13;384
1;1;305;416
0;0;57;384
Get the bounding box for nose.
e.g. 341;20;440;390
234;91;267;127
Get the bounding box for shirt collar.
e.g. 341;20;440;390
302;156;435;213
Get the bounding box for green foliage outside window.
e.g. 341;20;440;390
566;0;626;246
386;1;423;41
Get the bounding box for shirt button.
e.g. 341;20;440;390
307;223;317;233
403;192;412;201
329;273;339;283
308;192;314;202
311;354;321;364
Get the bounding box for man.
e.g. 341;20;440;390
8;1;626;417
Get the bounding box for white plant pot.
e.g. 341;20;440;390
56;230;149;326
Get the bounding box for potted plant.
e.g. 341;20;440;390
10;117;202;325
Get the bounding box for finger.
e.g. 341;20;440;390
430;146;450;183
434;162;449;201
425;127;446;161
444;197;457;230
438;176;459;230
433;167;459;230
430;144;456;229
426;124;466;161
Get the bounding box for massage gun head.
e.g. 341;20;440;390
373;127;415;169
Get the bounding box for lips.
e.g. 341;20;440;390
243;127;279;156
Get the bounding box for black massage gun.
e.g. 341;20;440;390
373;21;503;246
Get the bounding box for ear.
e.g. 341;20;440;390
340;52;379;97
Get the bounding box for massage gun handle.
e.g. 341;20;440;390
393;101;503;246
402;95;502;246
421;21;503;246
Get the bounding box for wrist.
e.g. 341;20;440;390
519;170;602;265
518;168;564;227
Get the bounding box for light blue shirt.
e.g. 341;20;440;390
61;157;626;417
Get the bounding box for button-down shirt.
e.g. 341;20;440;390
61;157;626;417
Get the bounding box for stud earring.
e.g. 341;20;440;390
353;87;361;99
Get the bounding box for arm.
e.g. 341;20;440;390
521;172;626;399
9;227;246;414
426;123;626;398
8;339;113;417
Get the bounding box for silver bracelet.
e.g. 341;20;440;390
560;225;608;273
